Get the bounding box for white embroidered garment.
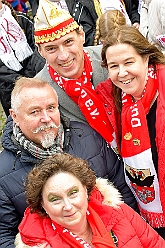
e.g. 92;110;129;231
51;0;69;11
99;0;131;25
0;4;33;71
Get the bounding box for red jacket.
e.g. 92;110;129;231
96;65;165;228
16;179;165;247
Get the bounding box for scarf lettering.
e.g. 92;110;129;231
122;92;127;104
81;89;87;98
148;67;157;79
62;228;91;247
0;37;8;53
48;50;114;144
0;5;33;71
75;81;81;91
3;18;23;42
122;66;158;158
85;99;93;108
80;89;100;118
90;108;99;118
130;104;141;127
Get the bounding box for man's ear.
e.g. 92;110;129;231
79;26;85;44
9;109;19;126
37;44;44;57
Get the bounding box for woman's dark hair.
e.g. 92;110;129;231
25;153;96;216
101;25;165;112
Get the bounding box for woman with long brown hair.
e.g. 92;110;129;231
96;25;165;238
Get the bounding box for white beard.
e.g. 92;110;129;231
41;132;55;148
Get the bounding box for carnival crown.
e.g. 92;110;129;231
34;0;79;44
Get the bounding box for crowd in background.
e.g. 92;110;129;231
0;0;165;247
1;0;164;118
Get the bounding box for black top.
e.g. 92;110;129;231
147;100;158;173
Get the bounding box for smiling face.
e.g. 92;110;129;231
39;29;85;79
106;43;149;101
42;172;88;232
10;84;60;148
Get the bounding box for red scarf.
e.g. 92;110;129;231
52;204;116;248
121;67;158;157
19;189;116;248
48;50;114;145
121;67;165;228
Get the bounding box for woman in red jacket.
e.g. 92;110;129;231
15;153;165;247
95;25;165;238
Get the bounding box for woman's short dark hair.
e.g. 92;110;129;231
25;153;96;216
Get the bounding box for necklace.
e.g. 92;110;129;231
87;224;93;246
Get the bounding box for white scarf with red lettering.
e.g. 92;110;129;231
48;49;116;147
0;4;33;71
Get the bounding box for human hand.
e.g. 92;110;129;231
133;22;140;29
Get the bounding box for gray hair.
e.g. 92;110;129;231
11;77;58;114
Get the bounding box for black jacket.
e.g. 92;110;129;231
0;12;45;117
124;0;140;24
32;0;98;46
0;116;138;248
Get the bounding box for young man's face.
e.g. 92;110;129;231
39;30;85;79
